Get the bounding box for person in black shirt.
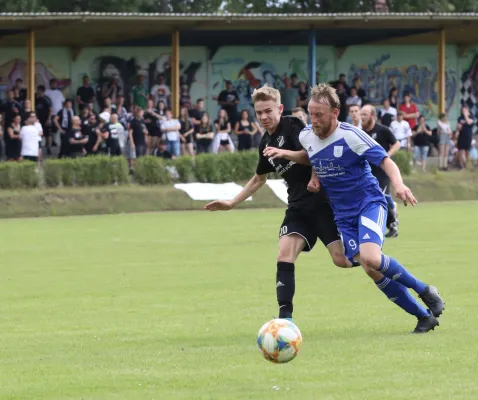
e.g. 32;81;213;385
54;99;75;158
2;90;23;129
84;113;101;155
412;115;432;172
76;75;96;112
35;85;53;154
217;81;240;126
128;107;148;167
144;99;162;154
194;113;214;154
361;105;401;238
205;85;364;321
456;105;475;169
179;106;195;156
190;98;206;128
153;140;175;159
68;116;87;158
234;109;258;151
101;113;122;156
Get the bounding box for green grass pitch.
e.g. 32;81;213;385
1;202;477;399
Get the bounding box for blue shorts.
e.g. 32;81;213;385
337;203;387;262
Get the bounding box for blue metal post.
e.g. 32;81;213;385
308;30;317;87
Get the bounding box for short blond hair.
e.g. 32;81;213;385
252;84;281;106
310;83;341;110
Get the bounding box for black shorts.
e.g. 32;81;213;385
23;155;38;162
278;203;340;252
220;139;230;146
377;175;391;195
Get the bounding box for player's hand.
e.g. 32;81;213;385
393;182;417;207
204;200;234;211
263;146;284;160
307;176;320;192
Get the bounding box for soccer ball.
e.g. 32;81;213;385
257;319;303;363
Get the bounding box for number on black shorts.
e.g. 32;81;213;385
280;225;288;236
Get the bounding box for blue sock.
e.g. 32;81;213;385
378;254;427;295
376;277;429;318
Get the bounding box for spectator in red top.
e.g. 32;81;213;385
399;92;419;130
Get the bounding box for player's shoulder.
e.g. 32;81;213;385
375;122;393;135
298;124;314;142
281;115;306;135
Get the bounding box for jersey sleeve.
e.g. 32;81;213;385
255;141;275;176
344;128;388;167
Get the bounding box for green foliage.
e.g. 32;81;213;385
0;161;39;189
133;156;170;185
43;156;129;187
392;150;413;176
174;156;195;182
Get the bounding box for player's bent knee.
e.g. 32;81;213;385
331;253;350;268
359;253;382;269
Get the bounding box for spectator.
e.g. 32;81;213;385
179;85;192;109
6;114;22;161
101;112;122;156
291;107;308;125
160;108;181;158
102;96;113;114
345;87;362;108
19;111;41;163
437;113;452;171
214;109;233;153
217;80;240;126
333;73;350;95
79;104;92;129
2;90;23;128
0;115;4;161
68;116;87;158
153;139;175;160
76;75;95;112
151;74;171;108
53;99;75;158
399;92;419;130
389;87;398;109
130;75;149;110
390;111;412;151
35;85;53;155
379;98;397;127
296;81;308;110
179;106;195;157
352;77;367;104
101;76;122;108
13;78;27;103
235;109;258;151
45;79;65;116
280;77;298;116
335;82;348;122
128;107;148;168
456;105;475;169
412;115;432;172
84;113;101;156
21;99;33;124
115;95;128;127
190;98;206;127
290;73;300;89
347;104;362;128
144;99;162;154
195;112;214;154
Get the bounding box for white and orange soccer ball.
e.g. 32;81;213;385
256;319;303;363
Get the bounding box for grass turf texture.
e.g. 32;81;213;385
1;201;477;399
0;170;477;219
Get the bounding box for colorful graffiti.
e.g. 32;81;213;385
92;53;202;105
347;54;458;117
0;58;71;99
210;47;334;113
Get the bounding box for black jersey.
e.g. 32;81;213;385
363;122;397;183
256;116;328;208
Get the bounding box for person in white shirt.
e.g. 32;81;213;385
390;111;412;151
347;104;362;129
379;98;397;127
20;112;42;162
45;79;65;115
345;87;362;108
160;109;181;157
150;75;171;108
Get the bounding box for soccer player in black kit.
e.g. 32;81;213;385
361;105;401;238
205;86;384;320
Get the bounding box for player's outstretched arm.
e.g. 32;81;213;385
380;157;417;207
204;173;267;211
262;147;310;165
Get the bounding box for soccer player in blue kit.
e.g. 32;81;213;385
265;84;445;333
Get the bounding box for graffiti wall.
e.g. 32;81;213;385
72;46;208;108
459;47;478;132
0;47;71;101
209;46;335;115
337;45;460;123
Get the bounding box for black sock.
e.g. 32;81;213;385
276;261;295;318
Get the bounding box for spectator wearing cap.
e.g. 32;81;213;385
76;75;95;113
153;139;175;160
217;80;240;126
